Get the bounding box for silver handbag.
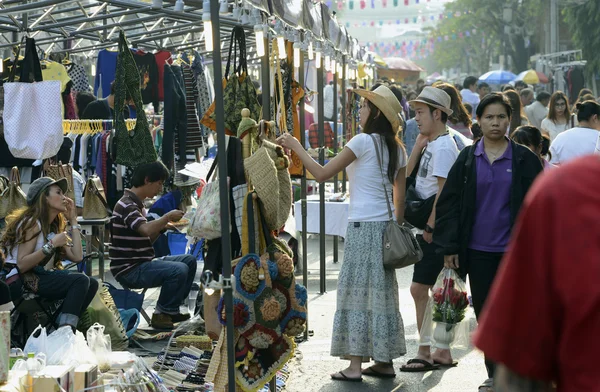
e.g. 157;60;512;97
371;135;423;269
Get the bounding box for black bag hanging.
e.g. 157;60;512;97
404;147;435;229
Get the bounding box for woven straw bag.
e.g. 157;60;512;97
0;167;26;219
82;176;110;219
244;147;280;230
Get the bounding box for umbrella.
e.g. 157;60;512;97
479;70;517;85
514;69;549;84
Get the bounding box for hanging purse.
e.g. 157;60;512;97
113;31;157;167
82;176;111;219
44;161;75;201
188;158;231;240
3;38;63;160
371;135;422;269
202;26;261;136
0;167;27;219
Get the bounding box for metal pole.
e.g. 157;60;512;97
550;0;558;54
341;56;347;193
261;36;270;120
210;1;235;390
332;67;338;264
317;65;326;294
299;53;309;342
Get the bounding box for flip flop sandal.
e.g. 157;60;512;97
400;358;440;373
433;360;459;368
362;366;396;379
479;378;494;391
330;371;363;382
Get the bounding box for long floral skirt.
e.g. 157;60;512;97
330;221;407;362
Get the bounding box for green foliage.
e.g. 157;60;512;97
427;0;544;74
563;1;600;75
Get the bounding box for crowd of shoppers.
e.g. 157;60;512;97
281;74;600;391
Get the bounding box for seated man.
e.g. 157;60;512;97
109;161;196;330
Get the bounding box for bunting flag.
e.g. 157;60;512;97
335;0;444;8
363;28;481;59
343;10;473;28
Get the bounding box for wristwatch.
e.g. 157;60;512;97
424;224;434;234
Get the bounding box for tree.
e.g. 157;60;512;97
563;1;600;76
427;0;545;74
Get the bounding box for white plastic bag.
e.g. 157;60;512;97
23;325;47;356
46;326;76;365
419;268;471;350
86;323;112;371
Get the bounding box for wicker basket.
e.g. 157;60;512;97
175;334;213;351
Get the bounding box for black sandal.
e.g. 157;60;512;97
362;366;396;378
400;358;440;373
331;371;363;382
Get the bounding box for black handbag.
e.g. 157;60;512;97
404;147;435;230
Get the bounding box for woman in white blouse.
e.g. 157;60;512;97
541;91;573;141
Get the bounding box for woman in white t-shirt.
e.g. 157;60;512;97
541;91;573;141
278;85;408;382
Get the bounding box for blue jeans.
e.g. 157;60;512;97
116;255;197;315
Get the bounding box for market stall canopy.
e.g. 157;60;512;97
380;57;424;72
514;69;549;84
478;70;517;85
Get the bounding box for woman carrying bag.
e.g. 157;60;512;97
278;85;408;381
433;93;543;391
0;177;98;331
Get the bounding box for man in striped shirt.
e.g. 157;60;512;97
109;161;196;330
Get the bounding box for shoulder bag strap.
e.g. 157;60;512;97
246;192;256;254
10;167;20;186
370;134;394;222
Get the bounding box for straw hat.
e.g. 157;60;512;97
409;86;454;116
354;85;402;131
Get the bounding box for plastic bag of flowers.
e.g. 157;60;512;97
419;268;471;350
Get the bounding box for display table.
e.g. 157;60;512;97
294;196;349;238
77;216;112;280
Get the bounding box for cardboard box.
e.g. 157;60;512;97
74;364;98;392
32;365;74;392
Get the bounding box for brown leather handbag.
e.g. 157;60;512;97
0;167;26;219
82;176;110;219
44;161;75;201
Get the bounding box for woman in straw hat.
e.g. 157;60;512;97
278;85;407;381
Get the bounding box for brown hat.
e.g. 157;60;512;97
354;85;403;130
409;86;454;116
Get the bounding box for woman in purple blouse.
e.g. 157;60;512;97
432;93;544;390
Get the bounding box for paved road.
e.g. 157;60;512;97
286;236;488;392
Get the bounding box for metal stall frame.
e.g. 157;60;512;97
0;2;364;391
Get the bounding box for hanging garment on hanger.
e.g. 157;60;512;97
94;49;118;98
63;81;77;119
181;63;204;149
133;51;159;112
163;64;187;170
154;50;172;101
41;60;71;93
192;52;212;138
67;63;92;93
